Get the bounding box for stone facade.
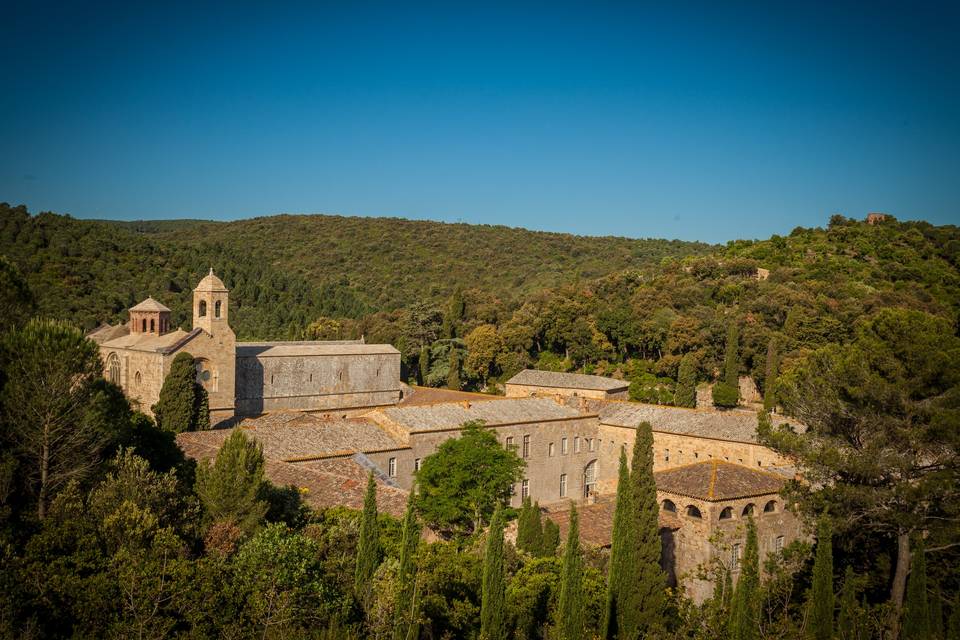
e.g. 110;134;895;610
505;369;629;400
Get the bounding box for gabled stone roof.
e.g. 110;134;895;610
654;460;786;502
506;369;629;391
368;397;585;436
599;402;802;444
86;323;130;344
398;386;499;407
98;327;196;354
129;296;171;312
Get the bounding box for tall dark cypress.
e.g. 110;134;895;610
354;472;381;604
673;353;697;408
727;517;760;640
556;503;585;640
447;350;461;390
517;496;535;553
807;517;835;640
902;537;931;640
931;582;945;640
837;565;860;640
418;345;430;386
630;421;667;635
541;518;561;557
480;506;506;640
762;336;779;412
603;447;637;639
723;322;741;389
394;491;421;640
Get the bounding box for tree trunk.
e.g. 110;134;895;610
889;531;911;639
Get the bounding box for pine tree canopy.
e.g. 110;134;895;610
194;429;267;535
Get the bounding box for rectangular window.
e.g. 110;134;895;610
588;438;595;452
559;474;567;498
561;438;569;455
732;543;742;570
505;436;514;451
521;479;529;499
414;458;421;472
522;435;530;458
548;442;555;457
388;457;397;477
574;437;581;453
775;536;784;554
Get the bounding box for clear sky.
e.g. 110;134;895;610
2;1;958;243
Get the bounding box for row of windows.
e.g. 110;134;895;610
661;448;765;467
197;300;223;318
661;499;779;519
731;535;785;569
138;317;169;333
504;435;603;458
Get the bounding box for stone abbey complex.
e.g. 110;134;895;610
91;270;805;602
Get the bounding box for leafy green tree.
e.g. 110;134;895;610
464;324;504;384
807;517;834;640
763;309;960;614
355;472;381;604
541;519;560;557
1;319;109;519
902;537;930;640
712;381;739;408
673;353;697;407
728;517;760;640
506;556;561;640
395;491;421;640
723;321;741;389
194;429;267;536
480;506;506;640
763;336;779;411
152;351;209;433
555;503;584;640
415;421;524;536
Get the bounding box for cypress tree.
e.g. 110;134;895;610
394;491;421;640
530;501;544;555
556;503;585;640
447;350;461;390
723;322;741;389
195;429;268;535
480;505;506;640
947;601;960;640
541;518;561;557
673;353;697;408
153;351;209;433
762;336;779;412
630;421;667;634
603;447;637;639
355;472;381;604
727;517;760;640
517;496;534;552
838;566;860;640
931;583;945;640
807;517;835;640
418;345;430;386
902;538;930;640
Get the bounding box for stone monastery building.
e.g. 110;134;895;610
91;270;806;602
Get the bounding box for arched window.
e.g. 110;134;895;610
719;507;734;520
150;318;155;332
742;503;756;517
215;300;221;318
763;500;778;513
661;499;677;513
583;460;597;498
199;300;207;317
141;319;147;332
686;505;702;519
107;353;121;384
134;371;142;387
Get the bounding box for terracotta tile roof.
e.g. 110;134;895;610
236;342;399;357
176;414;405;461
506;369;629;391
654;460;786;502
176;433;408;517
544;499;681;548
129;296;171;312
599;402;803;444
368;397;584;435
398;386;500;407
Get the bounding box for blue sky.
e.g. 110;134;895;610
1;1;958;243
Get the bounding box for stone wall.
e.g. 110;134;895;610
504;384;627;401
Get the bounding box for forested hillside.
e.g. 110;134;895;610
0;204;711;339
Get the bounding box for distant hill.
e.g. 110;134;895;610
0;204;712;339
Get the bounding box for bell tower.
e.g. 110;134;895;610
193;268;230;335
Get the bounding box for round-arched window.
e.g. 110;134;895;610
742;504;756;517
661;499;676;513
198;300;207;317
763;500;778;513
215;300;222;318
719;507;734;520
686;505;702;519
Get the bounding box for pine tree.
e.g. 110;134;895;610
480;505;506;640
838;566;860;640
807;517;835;640
447;350;461;390
355;472;381;605
153;351;208;433
195;429;268;535
419;345;430;386
902;537;930;640
541;518;561;557
630;421;667;634
394;491;421;640
556;502;585;640
763;336;779;412
724;322;741;389
728;517;760;640
603;447;637;639
673;353;697;408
